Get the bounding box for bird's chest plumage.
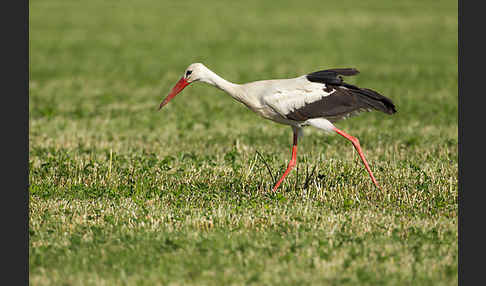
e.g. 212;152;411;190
254;106;292;124
235;93;291;124
255;78;333;122
238;79;327;126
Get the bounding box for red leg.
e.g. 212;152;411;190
333;127;381;190
272;130;299;192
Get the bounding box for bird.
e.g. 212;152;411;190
159;63;396;192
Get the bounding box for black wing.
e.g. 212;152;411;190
285;68;396;122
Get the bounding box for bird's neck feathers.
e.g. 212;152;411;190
200;67;240;97
199;66;260;110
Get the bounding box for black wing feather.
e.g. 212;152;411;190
340;83;396;114
286;68;396;122
306;68;360;85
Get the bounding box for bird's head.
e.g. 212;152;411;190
158;63;209;110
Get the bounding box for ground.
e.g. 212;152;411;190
29;0;457;285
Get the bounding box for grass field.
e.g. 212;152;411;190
29;0;458;285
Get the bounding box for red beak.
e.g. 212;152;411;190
158;77;190;110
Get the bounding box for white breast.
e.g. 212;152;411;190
260;77;334;118
236;76;335;125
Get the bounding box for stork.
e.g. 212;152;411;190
159;63;396;192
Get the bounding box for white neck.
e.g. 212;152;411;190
200;67;243;101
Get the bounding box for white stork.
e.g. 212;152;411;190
159;63;396;191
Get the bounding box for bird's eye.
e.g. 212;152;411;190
185;70;193;77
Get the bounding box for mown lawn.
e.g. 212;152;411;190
29;0;457;285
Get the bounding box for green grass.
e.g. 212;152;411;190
29;0;458;285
